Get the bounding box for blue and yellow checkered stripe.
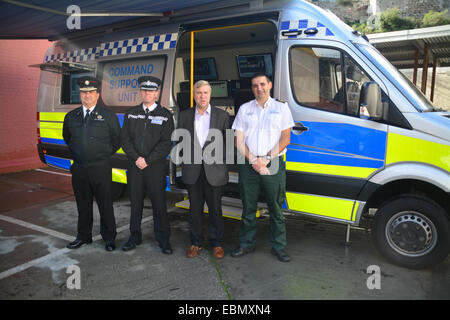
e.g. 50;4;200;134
280;19;335;39
44;32;177;63
99;33;177;57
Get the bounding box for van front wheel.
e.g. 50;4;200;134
372;195;450;269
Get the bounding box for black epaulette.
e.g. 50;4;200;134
275;99;286;103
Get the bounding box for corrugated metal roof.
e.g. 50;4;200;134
0;0;227;39
367;24;450;68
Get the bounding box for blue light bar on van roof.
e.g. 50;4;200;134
280;19;334;39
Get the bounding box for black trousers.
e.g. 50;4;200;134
71;162;117;242
186;165;224;247
127;161;170;247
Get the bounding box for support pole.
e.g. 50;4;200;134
413;48;419;85
344;224;352;246
421;43;429;94
190;31;194;108
430;59;437;102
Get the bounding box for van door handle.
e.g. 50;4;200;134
292;122;308;135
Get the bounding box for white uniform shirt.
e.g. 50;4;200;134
194;104;211;148
83;105;96;118
232;97;294;157
143;102;157;113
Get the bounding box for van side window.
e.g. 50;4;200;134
61;71;94;104
290;46;371;116
290;47;344;113
341;53;371;116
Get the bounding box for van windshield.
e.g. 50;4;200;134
355;43;437;112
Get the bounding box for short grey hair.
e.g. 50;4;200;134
193;80;211;91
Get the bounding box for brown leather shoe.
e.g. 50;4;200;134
213;246;225;259
186;245;202;258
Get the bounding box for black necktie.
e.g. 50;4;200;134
140;108;149;154
84;109;90;124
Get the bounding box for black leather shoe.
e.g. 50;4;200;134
230;246;255;257
122;239;141;252
105;242;116;252
271;248;291;262
67;239;92;249
161;243;173;255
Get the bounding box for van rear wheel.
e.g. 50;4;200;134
372;195;450;269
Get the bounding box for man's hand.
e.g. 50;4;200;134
135;157;148;170
252;157;270;175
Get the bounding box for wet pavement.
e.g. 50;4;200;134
0;168;449;300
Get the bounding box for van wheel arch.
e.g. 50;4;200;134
362;179;450;219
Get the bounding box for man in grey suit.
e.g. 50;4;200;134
177;80;231;259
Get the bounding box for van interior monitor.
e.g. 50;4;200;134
209;80;229;98
236;54;273;79
184;57;218;81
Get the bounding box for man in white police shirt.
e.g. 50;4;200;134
231;73;294;262
121;76;175;254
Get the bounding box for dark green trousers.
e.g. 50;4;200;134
238;157;287;251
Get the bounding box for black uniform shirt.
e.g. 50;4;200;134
62;105;121;166
121;103;174;165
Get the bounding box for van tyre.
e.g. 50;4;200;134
372;195;450;269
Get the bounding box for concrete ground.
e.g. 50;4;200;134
0;168;449;300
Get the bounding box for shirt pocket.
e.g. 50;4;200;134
266;112;282;131
89;120;109;139
68;121;83;138
243;113;258;131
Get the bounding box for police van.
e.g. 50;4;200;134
36;0;449;269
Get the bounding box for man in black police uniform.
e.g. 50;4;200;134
121;76;174;254
63;76;121;251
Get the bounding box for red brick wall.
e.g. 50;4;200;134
0;39;52;174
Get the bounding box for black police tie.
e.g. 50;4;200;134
84;109;90;124
140;108;149;154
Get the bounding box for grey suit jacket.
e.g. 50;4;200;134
177;106;231;187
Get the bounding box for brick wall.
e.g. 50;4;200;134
0;39;52;174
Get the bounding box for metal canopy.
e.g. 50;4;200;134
367;24;450;101
367;24;450;69
29;60;94;74
0;0;226;39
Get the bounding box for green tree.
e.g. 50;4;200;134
421;10;450;27
380;8;417;32
337;0;353;7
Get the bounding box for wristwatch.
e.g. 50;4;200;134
266;154;271;161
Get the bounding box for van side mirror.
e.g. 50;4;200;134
359;82;383;120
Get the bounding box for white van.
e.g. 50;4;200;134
36;0;449;269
